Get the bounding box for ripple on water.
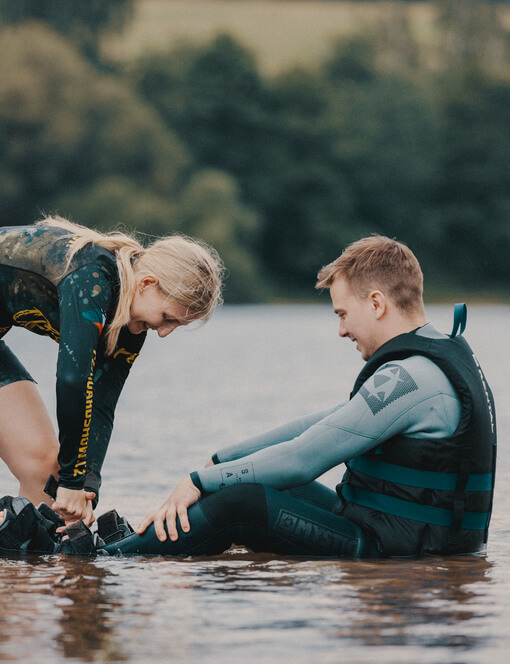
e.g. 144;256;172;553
1;305;509;663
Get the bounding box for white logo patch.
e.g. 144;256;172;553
360;364;418;414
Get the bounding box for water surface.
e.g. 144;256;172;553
1;305;508;663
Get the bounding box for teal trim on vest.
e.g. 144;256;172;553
341;485;490;530
450;303;467;338
348;456;494;492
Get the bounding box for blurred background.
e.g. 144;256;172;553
1;0;509;303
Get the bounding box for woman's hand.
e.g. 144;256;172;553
53;487;96;526
136;475;201;542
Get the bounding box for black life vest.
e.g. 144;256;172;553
335;322;497;557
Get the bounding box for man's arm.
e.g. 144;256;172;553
137;355;461;539
211;405;343;464
192;356;461;493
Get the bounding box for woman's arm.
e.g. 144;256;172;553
83;325;146;501
55;263;115;490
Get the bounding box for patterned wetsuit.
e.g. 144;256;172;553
0;225;145;498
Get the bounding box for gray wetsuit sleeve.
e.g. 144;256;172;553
213;405;343;463
194;356;462;493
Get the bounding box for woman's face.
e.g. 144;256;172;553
128;276;190;337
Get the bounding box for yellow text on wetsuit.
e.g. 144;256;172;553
73;350;96;477
113;347;140;364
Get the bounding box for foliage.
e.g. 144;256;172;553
425;75;510;288
1;2;510;300
131;33;443;292
0;0;134;64
0;23;188;231
172;169;265;301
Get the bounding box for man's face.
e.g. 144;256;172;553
329;277;381;361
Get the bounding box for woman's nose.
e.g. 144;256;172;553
157;325;174;338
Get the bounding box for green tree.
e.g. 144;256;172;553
133;32;441;293
434;0;510;79
326;37;440;223
0;0;134;65
173;169;264;302
0;22;188;229
52;177;180;238
133;35;276;189
259;37;440;289
134;36;361;291
255;68;356;291
427;76;510;290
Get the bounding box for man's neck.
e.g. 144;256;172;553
376;311;427;351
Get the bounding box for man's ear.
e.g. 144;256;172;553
369;290;386;319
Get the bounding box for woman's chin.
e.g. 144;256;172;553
127;322;144;334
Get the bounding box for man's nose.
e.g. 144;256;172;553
338;319;349;337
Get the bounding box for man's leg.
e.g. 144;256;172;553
285;481;339;511
105;484;381;558
103;495;237;556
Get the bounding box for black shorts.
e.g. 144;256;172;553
0;339;34;389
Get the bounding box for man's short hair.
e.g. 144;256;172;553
316;235;424;314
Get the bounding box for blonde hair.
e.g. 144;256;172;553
316;235;424;315
38;217;224;355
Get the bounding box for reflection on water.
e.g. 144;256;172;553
0;305;509;663
329;557;494;649
0;556;121;662
0;550;498;664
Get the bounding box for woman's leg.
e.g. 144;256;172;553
0;380;60;506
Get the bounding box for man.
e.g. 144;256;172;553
1;236;496;558
104;234;494;558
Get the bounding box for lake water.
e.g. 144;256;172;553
1;304;509;664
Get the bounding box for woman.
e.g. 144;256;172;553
0;217;223;527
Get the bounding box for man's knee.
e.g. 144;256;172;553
200;484;269;531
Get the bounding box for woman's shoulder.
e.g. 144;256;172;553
65;241;118;276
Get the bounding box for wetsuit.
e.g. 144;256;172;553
0;225;145;500
106;321;494;558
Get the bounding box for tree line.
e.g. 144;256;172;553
1;1;509;300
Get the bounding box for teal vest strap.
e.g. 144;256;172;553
348;456;493;492
450;303;467;338
341;485;490;530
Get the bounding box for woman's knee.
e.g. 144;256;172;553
30;441;59;471
6;439;59;485
0;380;59;479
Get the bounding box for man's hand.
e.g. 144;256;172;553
53;487;96;526
136;475;201;542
